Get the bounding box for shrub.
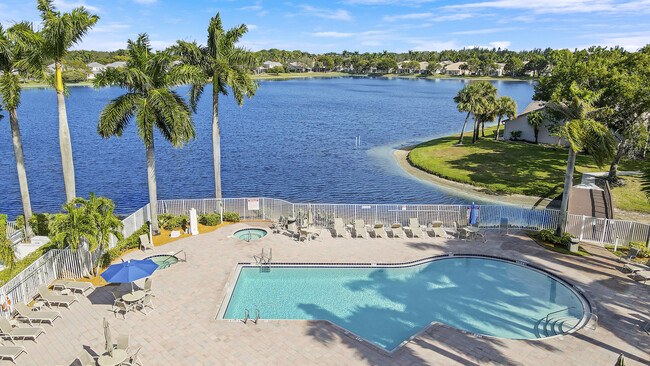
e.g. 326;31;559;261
539;229;574;246
15;213;52;236
162;215;188;230
157;213;173;229
510;130;522;140
199;213;221;226
222;212;240;222
100;222;150;268
630;241;650;257
0;214;7;244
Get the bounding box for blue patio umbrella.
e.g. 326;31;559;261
469;202;478;225
101;259;157;292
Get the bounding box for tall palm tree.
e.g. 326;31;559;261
454;83;482;145
469;81;497;143
37;0;99;202
493;96;517;140
94;34;201;235
173;13;258;198
50;200;96;250
547;84;615;235
80;193;123;275
0;22;42;241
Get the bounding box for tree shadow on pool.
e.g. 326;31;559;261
301;259;564;364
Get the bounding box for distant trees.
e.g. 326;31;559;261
504;57;523;76
427;62;441;74
453;81;498;144
376;58;397;72
402;60;420;72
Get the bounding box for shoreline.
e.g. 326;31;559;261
393;144;557;209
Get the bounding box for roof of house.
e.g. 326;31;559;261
504;101;547;122
419;61;429;68
263;61;283;68
445;62;466;71
86;62;105;68
105;61;127;68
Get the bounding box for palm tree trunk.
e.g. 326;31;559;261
56;62;76;202
557;147;577;235
481;120;485;137
472;117;480;143
607;141;627;182
9;108;33;240
457;112;471;145
212;82;222;199
146;141;160;235
494;116;502;140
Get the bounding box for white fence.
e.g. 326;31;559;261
5;221;19;238
158;197;650;248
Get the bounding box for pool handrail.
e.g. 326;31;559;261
545;306;578;322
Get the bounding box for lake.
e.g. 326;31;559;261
0;77;535;218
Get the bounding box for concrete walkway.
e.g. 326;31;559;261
575;171;643;191
9;223;650;365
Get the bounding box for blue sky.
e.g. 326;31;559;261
1;0;649;53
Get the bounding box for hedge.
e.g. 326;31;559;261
100;222;150;268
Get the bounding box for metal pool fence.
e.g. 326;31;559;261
1;197;649;318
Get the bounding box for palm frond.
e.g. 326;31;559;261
97;92;140;138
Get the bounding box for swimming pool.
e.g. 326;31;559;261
219;256;588;352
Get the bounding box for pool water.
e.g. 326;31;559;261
223;257;585;351
146;255;179;270
233;228;267;241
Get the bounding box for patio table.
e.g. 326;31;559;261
464;226;480;240
122;290;145;304
98;349;128;366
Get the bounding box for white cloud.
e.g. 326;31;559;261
91;24;130;33
383;12;433;21
53;0;99;12
452;27;521;35
295;5;353;21
434;13;474;21
489;41;511;48
444;0;650;14
384;12;474;22
313;31;355;38
247;24;259;31
344;0;436;4
133;0;157;4
238;5;263;11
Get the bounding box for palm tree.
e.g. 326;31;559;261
547;84;616;235
469;81;497;143
172;13;258;198
37;0;99;202
493;96;517;140
81;194;123;275
454;83;483;145
50;201;96;250
527;111;545;144
94;34;200;235
0;23;41;240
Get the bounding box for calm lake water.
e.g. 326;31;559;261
0;77;535;218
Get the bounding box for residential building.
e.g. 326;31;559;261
503;101;568;146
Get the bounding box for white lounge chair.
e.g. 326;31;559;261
76;349;97;366
353;220;369;239
0;318;45;344
373;223;387;238
632;270;650;283
286;222;299;239
0;346;26;363
52;280;95;294
139;234;154;252
408;218;426;238
390;223;405;238
333;218;347;238
624;259;650;273
37;284;77;308
430;221;447;238
13;303;61;326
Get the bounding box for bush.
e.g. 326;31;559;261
510;130;522;140
222;212;240;222
0;214;7;245
15;213;52;236
630;241;650;257
267;66;284;74
100;222;150;268
199;213;221;226
157;213;173;229
539;229;574;246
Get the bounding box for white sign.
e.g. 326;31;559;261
401;205;407;211
247;198;260;210
189;208;199;236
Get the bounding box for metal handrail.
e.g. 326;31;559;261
584;312;599;330
545;307;577;322
254;309;260;324
243;309;250;324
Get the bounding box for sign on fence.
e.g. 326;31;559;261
247;198;260;210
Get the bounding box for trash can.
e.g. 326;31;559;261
568;237;580;253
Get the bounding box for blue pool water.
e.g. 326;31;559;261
223;257;585;350
233;228;268;240
0;78;535;218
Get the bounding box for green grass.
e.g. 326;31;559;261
408;126;647;198
610;176;650;213
526;231;591;257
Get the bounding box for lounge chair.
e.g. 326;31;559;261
76;349;97;366
139;234;154;252
52;280;95;294
447;221;465;239
408;218;426;239
333;218;347;238
286;222;299;239
372;223;387;238
0;346;26;363
430;221;447;238
0;318;45;344
632;270;650;283
353;220;369;239
37;284;77;308
13;303;61;326
619;247;640;263
624;259;650;273
390;223;405;238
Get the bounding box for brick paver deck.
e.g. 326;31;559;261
9;223;650;365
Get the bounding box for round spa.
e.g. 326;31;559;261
233;228;268;241
145;254;179;270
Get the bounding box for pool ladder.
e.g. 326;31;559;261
243;308;260;324
254;248;272;273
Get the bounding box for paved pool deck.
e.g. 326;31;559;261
10;222;650;365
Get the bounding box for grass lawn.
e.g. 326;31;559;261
610;176;650;213
408;126;647;198
526;231;591;257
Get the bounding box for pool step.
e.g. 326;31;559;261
535;316;582;338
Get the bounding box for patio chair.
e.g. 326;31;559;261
632;270;650;283
143;278;152;294
13;303;61;326
372;223;387;238
333;218;347;238
0;318;45;344
271;216;285;234
391;223;405;238
0;346;26;364
116;334;130;353
113;300;129;319
137;294;155;315
353;220;369;239
286;222;299;239
125;347;143;366
623;259;650;273
76;349;97;366
52;280;95;294
37;284;77;308
619;247;640;263
499;218;509;235
430;221;447;238
448;221;467;239
408;218;426;239
139;234;154;252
